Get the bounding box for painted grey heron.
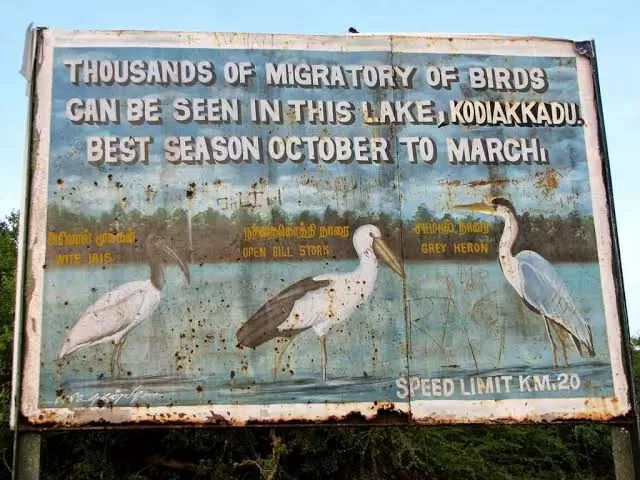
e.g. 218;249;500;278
57;234;191;377
236;224;405;381
453;197;595;367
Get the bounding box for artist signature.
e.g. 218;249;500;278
55;386;160;407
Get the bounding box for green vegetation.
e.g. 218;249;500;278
0;212;17;477
0;211;633;478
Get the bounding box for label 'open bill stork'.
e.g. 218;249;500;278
236;224;405;381
57;234;191;377
453;197;595;367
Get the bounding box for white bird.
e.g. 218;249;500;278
236;224;405;381
57;234;191;377
454;197;595;367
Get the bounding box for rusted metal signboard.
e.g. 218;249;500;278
13;29;632;427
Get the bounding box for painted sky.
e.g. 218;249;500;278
2;0;638;333
47;47;590;223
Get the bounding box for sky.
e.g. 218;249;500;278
1;0;638;333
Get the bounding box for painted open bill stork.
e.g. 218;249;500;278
236;224;405;381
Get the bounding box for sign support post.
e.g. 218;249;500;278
13;431;41;480
612;425;636;480
588;39;640;480
12;24;42;480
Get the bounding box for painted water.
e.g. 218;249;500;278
40;261;613;408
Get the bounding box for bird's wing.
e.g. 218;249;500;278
236;276;331;348
58;280;160;359
516;250;594;355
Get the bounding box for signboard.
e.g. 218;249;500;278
13;29;632;427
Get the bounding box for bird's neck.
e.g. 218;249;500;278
356;248;379;279
150;260;164;290
498;214;520;293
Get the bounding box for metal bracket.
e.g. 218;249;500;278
574;40;594;58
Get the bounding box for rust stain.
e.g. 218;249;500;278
411;408;631;425
22;400;633;429
34;410;58;424
534;168;562;197
205;411;229;424
439;179;462;187
463;178;515;188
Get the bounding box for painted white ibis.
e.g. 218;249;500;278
57;234;191;377
454;197;595;366
236;224;405;381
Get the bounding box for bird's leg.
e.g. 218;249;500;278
111;339;125;378
544;317;559;368
272;337;294;382
552;323;570;367
110;343;118;378
117;339;126;376
320;335;328;382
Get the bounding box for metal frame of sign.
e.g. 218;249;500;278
10;29;636;431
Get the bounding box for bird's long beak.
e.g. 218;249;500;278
452;203;497;215
372;238;405;278
160;243;191;284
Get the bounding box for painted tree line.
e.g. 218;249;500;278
45;202;598;266
0;210;633;478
